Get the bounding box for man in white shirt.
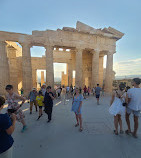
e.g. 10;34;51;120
126;78;141;138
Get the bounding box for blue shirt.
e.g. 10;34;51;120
29;91;37;101
95;87;102;95
0;114;14;154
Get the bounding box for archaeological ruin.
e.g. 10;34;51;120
0;21;124;96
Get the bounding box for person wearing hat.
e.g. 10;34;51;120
44;86;55;122
28;88;38;114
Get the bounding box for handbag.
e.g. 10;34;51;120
116;90;127;107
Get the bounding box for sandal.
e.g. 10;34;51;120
120;130;124;134
75;123;79;127
113;130;118;135
125;130;131;135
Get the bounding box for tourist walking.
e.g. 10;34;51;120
72;87;83;132
41;83;46;96
44;86;55;122
88;87;90;96
92;87;95;96
109;83;126;135
66;86;70;98
61;85;66;104
20;88;24;96
36;91;44;120
95;84;102;105
56;86;61;99
125;78;141;138
5;85;27;133
0;96;16;157
28;88;38;114
83;85;87;96
70;85;73;97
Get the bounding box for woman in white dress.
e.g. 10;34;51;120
109;83;126;135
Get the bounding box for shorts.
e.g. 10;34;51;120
126;107;140;117
96;94;100;98
39;106;43;109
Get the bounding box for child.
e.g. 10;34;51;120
36;91;44;120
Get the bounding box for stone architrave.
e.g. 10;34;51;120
7;46;18;93
45;45;54;89
41;71;45;86
21;43;33;96
75;48;83;88
91;50;100;87
68;63;73;86
0;41;10;95
105;52;113;92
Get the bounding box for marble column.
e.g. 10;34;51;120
7;46;18;93
75;48;83;88
68;62;73;86
0;41;10;95
99;55;104;87
45;45;54;89
105;52;113;92
91;50;100;87
41;71;45;86
21;43;33;96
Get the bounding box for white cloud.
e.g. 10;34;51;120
114;58;141;76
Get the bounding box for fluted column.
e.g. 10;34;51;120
91;50;100;87
68;63;73;86
75;48;83;88
45;45;54;89
21;43;33;96
0;41;10;95
105;52;113;92
99;55;104;87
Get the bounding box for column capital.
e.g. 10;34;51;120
107;51;115;56
0;40;7;45
75;47;84;52
20;42;32;48
44;44;54;49
91;49;100;55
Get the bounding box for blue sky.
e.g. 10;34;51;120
0;0;141;77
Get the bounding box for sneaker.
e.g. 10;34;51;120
21;126;27;133
30;112;32;114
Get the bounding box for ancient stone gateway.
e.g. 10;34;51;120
0;21;124;96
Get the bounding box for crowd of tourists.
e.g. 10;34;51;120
0;78;141;157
